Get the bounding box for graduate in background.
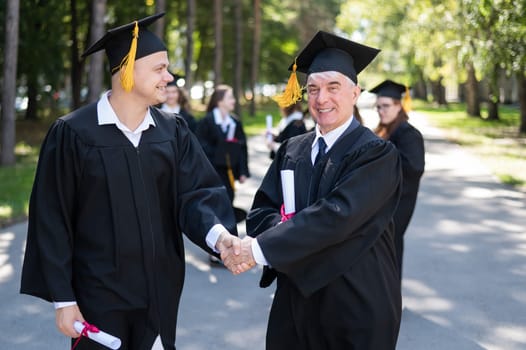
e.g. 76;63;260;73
370;79;425;277
266;101;307;159
160;72;197;133
20;13;240;350
224;31;403;349
196;84;250;214
195;85;250;264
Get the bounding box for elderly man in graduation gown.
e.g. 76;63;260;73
20;13;238;350
229;31;403;349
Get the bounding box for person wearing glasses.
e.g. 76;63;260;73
371;79;425;278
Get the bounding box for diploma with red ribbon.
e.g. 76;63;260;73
72;321;121;349
280;170;295;222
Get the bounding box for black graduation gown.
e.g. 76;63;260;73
195;112;250;201
270;119;307;159
389;121;425;272
178;108;197;133
20;103;236;349
247;121;402;349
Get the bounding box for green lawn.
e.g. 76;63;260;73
0;144;37;227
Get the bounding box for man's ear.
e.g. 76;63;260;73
352;84;361;101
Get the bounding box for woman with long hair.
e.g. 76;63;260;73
371;79;425;278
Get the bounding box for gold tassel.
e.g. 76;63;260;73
119;21;139;92
273;59;302;108
226;154;235;192
402;85;412;112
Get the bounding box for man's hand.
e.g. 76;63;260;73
221;236;256;275
215;231;241;257
56;304;84;338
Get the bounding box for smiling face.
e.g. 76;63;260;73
306;71;360;134
131;51;173;106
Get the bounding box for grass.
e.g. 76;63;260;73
414;100;526;189
0;144;38;227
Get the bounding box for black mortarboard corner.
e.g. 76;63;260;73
370;79;412;111
82;13;167;92
273;30;380;108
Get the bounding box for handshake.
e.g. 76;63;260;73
215;232;257;274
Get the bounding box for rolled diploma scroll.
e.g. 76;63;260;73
280;170;295;215
266;115;273;142
74;321;122;349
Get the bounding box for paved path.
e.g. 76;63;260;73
1;108;525;349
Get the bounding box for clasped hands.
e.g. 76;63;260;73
216;232;256;274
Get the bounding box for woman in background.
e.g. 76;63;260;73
370;79;425;278
196;84;250;241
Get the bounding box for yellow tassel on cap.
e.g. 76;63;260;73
402;85;412;112
273;59;302;108
119;21;139;92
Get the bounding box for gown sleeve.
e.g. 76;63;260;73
20;119;86;302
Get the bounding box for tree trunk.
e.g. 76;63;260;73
154;0;166;39
86;0;106;103
430;77;447;106
465;60;481;117
213;0;223;85
1;0;20;166
486;65;500;120
184;0;195;89
70;0;82;109
233;0;243;117
249;0;261;117
518;72;526;134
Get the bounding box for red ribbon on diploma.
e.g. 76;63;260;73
280;203;295;222
71;321;100;350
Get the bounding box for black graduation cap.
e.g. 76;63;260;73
291;31;380;84
369;79;407;100
82;13;167;92
273;30;380;108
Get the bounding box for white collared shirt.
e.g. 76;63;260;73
213;107;236;139
311;116;354;165
160;104;181;114
97;91;156;147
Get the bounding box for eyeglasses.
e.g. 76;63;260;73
376;104;394;111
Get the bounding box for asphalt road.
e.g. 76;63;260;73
1;108;525;350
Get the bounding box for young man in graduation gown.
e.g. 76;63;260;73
224;31;403;349
20;13;239;350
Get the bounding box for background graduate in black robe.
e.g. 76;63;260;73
266;101;307;159
20;13;239;350
223;31;403;349
196;84;250;221
371;79;425;277
160;72;197;133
